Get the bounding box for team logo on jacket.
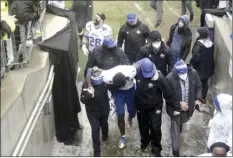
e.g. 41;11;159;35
102;27;107;31
160;54;165;58
148;83;153;88
136;30;141;34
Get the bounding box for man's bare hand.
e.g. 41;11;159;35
87;87;95;98
180;101;189;111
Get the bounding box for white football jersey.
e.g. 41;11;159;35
85;21;112;52
101;65;137;90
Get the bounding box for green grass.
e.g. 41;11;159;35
65;1;201;81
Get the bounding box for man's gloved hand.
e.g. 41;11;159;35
87;87;94;98
82;45;89;56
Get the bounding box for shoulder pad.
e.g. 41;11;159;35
85;21;93;31
102;24;112;35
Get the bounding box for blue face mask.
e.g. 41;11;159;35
91;75;103;85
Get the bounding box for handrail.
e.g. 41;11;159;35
18;73;54;156
12;65;54;156
226;11;232;22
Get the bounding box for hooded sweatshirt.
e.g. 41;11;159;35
190;37;214;79
207;94;232;152
170;15;190;56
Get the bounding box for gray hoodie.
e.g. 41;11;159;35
170;15;190;56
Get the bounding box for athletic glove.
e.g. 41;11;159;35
82;45;89;56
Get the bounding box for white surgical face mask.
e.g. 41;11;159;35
178;21;184;27
178;73;187;81
152;41;161;49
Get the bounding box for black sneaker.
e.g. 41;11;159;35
94;152;100;157
172;149;180;157
128;116;133;127
190;14;194;22
155;21;161;28
140;144;148;152
102;135;108;141
151;152;161;157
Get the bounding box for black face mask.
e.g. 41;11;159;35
177;26;185;34
102;45;116;53
93;18;101;26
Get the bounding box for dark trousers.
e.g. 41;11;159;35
181;0;194;16
201;78;209;100
137;107;162;155
86;110;109;157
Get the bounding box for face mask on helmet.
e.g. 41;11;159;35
152;41;161;49
91;75;103;85
93;15;103;27
178;73;188;81
91;66;103;85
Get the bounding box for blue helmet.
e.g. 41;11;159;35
91;66;103;85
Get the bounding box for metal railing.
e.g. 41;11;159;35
1;1;46;79
1;24;34;78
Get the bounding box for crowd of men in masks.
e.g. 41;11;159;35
1;0;231;157
77;2;232;156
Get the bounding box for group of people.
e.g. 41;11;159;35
1;0;45;78
149;0;219;28
75;3;231;155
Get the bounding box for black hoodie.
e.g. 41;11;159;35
117;20;150;62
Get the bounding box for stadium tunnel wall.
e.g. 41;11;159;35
0;13;69;156
212;16;232;96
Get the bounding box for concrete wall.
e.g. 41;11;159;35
212;16;232;96
0;47;54;156
0;13;69;156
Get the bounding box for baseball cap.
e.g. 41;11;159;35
127;12;137;22
150;31;162;42
210;142;230;153
174;60;188;74
197;27;209;39
103;36;117;48
141;58;156;78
